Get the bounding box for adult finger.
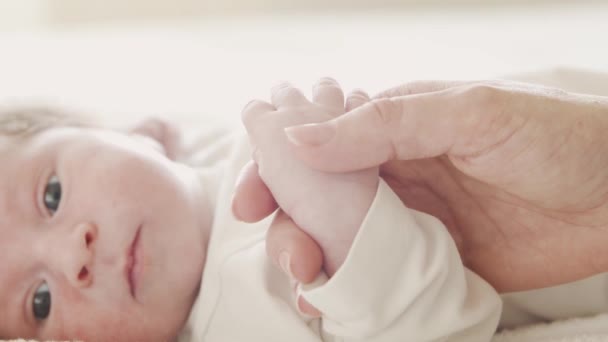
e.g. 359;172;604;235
311;77;345;113
284;83;512;172
271;81;309;108
232;160;278;222
344;89;371;112
266;211;324;284
373;80;474;99
373;79;559;99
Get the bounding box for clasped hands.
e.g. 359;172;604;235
233;78;608;317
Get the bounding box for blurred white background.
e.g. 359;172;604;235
0;0;607;126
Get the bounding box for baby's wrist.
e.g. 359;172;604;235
293;174;379;276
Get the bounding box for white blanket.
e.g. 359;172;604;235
493;313;608;342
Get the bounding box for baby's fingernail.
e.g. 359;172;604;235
279;251;293;278
231;196;245;222
296;295;322;318
285;123;335;147
231;167;249;221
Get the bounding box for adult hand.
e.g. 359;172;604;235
233;79;608;315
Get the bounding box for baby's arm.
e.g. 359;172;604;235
242;80;378;275
299;180;502;341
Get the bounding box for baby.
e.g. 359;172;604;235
1;79;602;341
0;108;209;340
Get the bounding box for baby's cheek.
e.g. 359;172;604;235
54;302;124;340
70;314;142;341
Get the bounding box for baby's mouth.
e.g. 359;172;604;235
126;225;143;301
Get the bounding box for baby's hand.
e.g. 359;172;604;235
241;78;378;275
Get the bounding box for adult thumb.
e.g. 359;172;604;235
284;89;467;172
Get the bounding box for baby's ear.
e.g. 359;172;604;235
129;117;182;160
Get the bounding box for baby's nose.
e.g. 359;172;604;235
59;222;98;288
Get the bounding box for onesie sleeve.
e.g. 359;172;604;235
299;180;502;342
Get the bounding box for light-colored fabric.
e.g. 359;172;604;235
500;273;608;329
493;313;608;342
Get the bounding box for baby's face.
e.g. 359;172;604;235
0;126;209;340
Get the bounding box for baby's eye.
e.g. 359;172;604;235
32;282;51;321
43;175;62;215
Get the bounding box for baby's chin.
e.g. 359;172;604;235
153;273;203;341
110;290;200;342
107;315;189;342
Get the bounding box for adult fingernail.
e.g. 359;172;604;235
285;122;335;147
279;251;294;278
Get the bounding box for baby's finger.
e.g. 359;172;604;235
241;99;275;128
232;160;278;222
266;211;324;284
344;89;371;112
312;77;345;114
271;82;309;108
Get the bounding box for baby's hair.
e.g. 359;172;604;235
0;106;93;139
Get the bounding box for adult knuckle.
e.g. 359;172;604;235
539;84;569;98
369;98;404;160
375;80;433;98
455;83;507;122
400;81;428;95
370;98;402;125
466;83;505;108
455;83;514;149
375;85;404;99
